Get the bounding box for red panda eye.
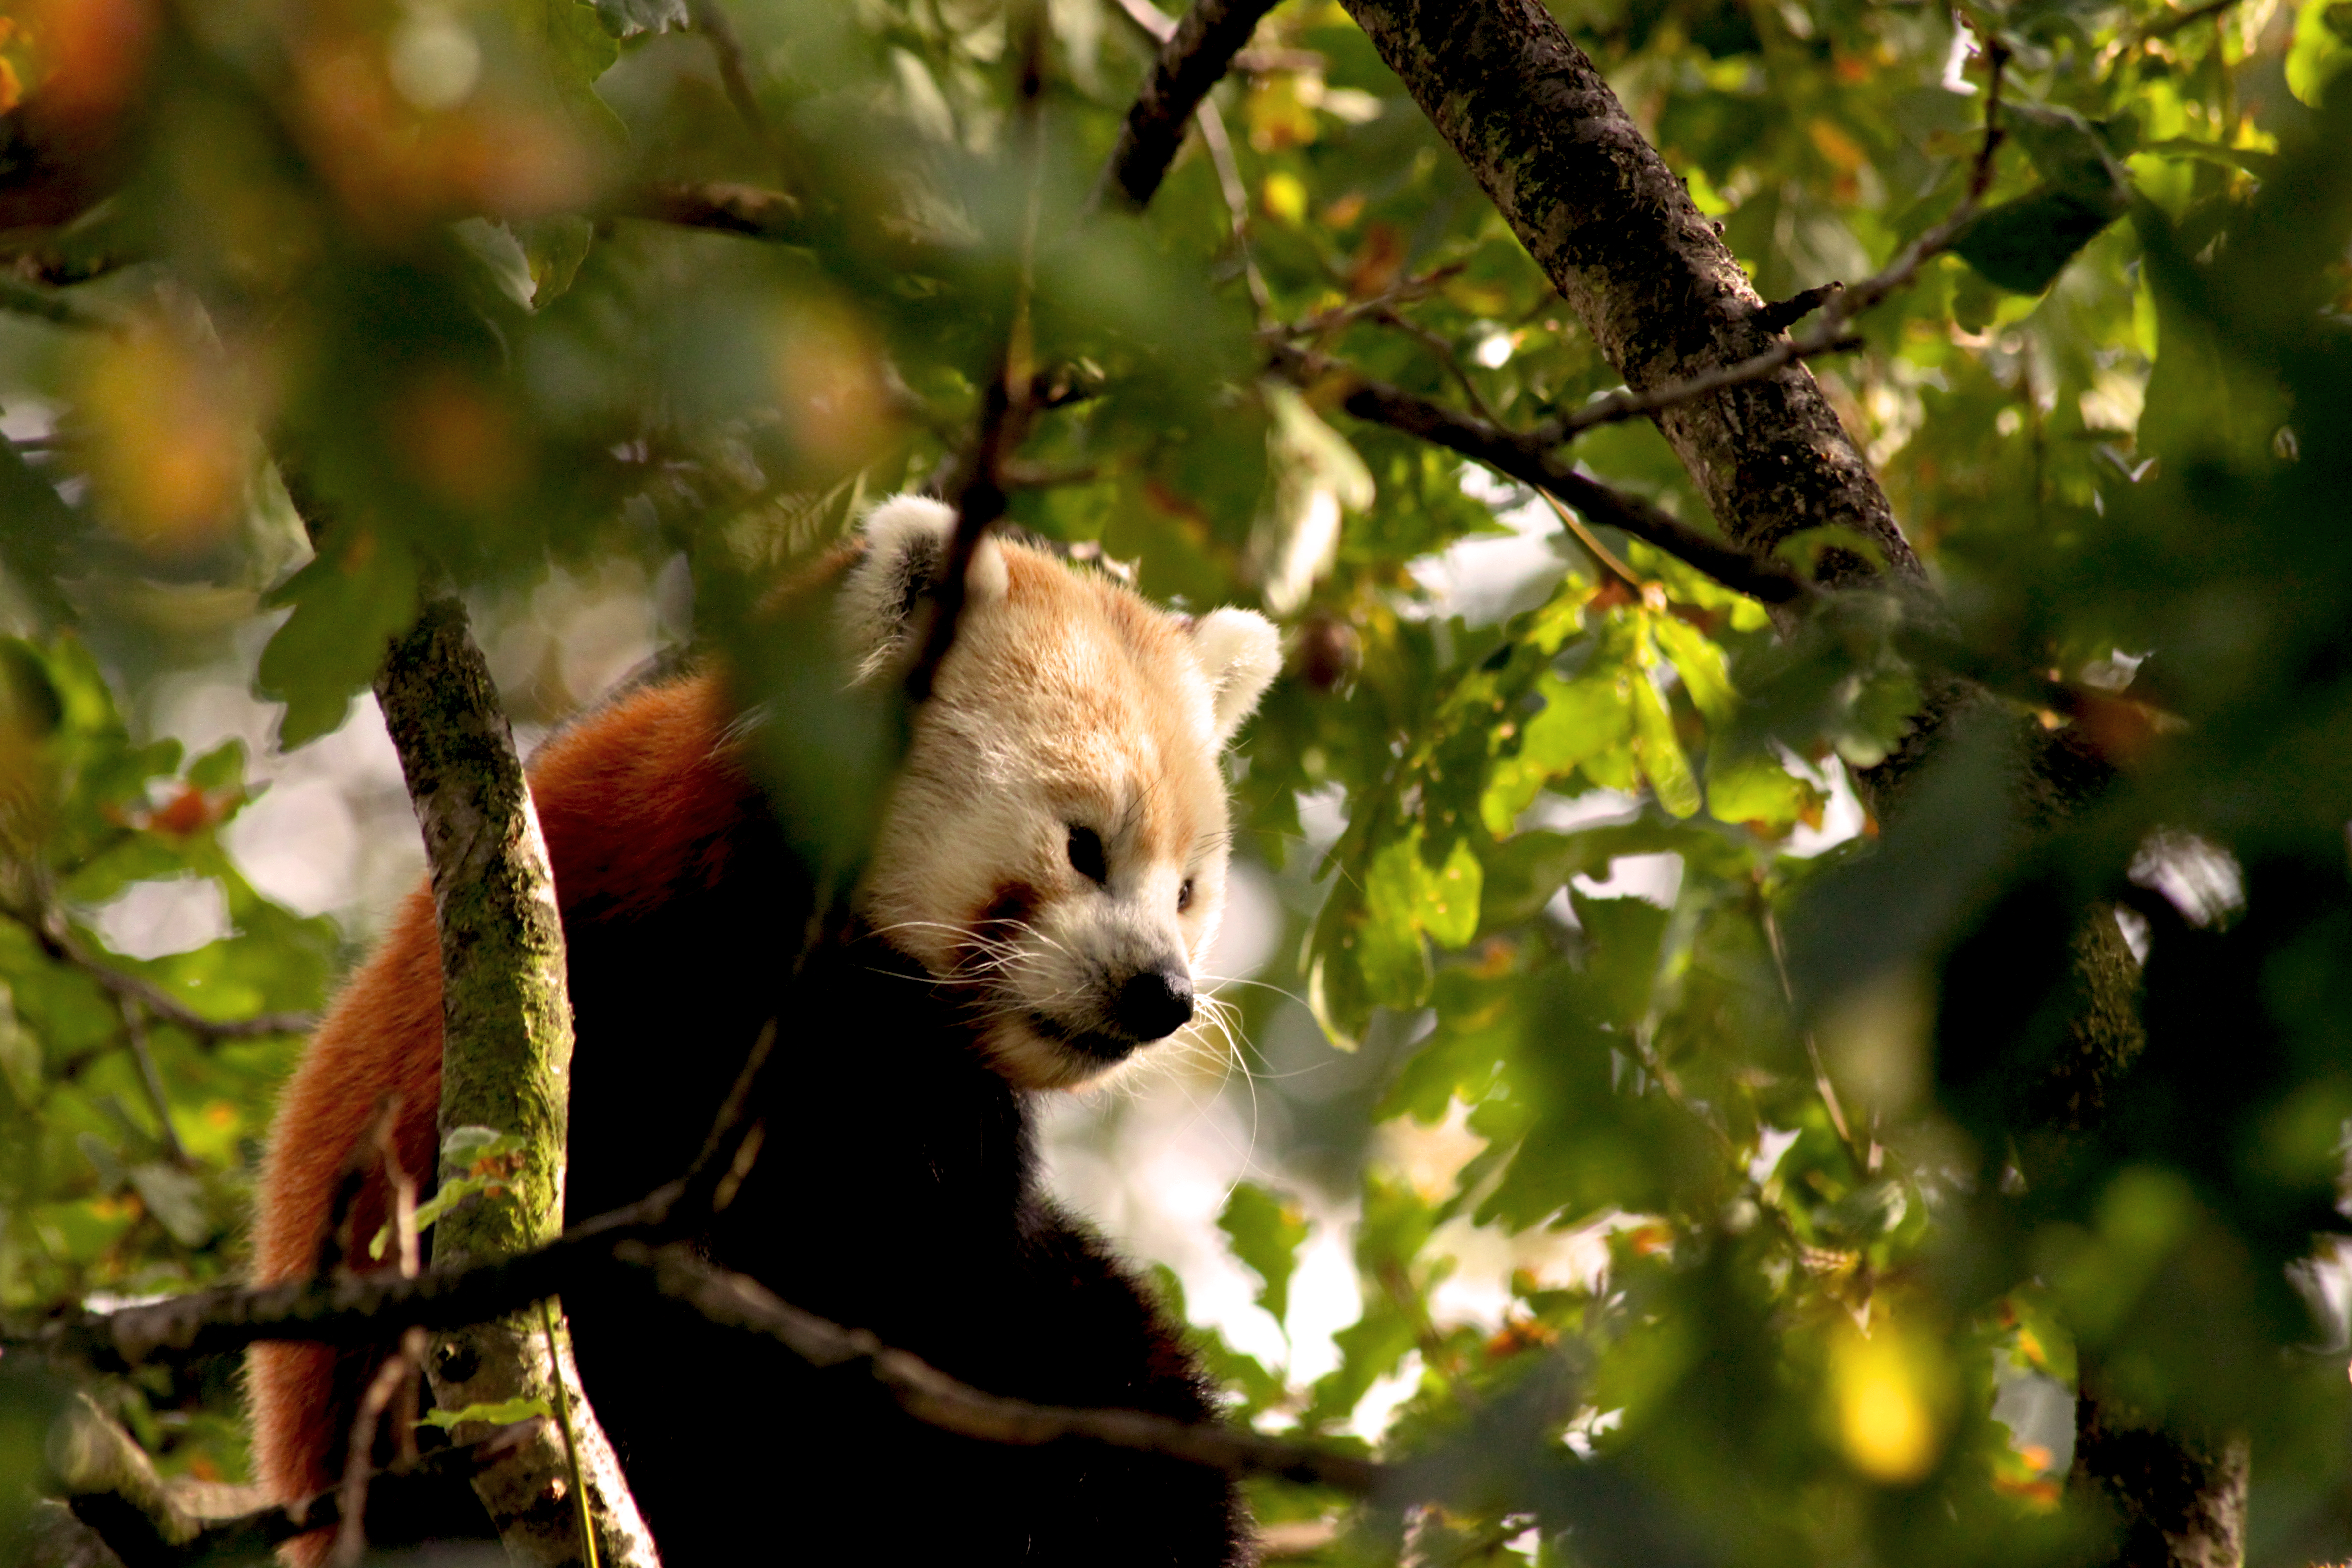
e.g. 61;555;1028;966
1067;825;1109;886
1178;878;1195;912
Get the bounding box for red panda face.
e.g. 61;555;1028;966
843;497;1280;1090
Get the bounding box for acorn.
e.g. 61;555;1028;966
1295;613;1360;692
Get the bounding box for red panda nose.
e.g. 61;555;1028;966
1114;966;1194;1042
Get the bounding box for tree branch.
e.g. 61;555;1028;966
617;181;805;243
1521;38;2008;448
1334;13;2225;1565
369;593;659;1568
907;28;1047;705
1269;344;1812;606
42;1391;544;1568
1335;0;1921;600
0;275;123;333
1096;0;1286;212
0;902;318;1041
1107;0;1323;75
17;1228;1387;1497
623;1242;1389;1494
685;0;777;160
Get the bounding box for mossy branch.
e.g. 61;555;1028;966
371;593;661;1568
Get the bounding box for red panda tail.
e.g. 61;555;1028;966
244;673;753;1555
245;893;443;1557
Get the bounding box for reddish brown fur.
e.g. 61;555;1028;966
245;675;750;1538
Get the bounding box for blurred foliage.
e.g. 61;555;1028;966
0;0;2347;1563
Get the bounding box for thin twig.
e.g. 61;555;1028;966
1523;33;2010;446
2133;0;2246;43
1106;0;1322;74
1269;344;1813;606
539;1300;600;1568
1192;96;1271;319
685;0;797;192
376;1108;420;1278
1258;263;1465;344
1534;488;1645;593
332;1327;426;1568
620;181;804;243
0;275;122;333
1095;0;1286;211
0;903;317;1040
907;21;1046;704
1372;311;1655;595
1760;904;1874;1176
1524;333;1867;446
1372;307;1497;421
118;1000;192;1168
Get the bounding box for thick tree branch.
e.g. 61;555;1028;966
370;593;658;1568
42;1391;544;1568
1270;344;1812;605
1336;0;1919;600
1523;41;2008;447
1096;0;1285;212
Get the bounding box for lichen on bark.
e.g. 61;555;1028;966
373;593;660;1568
375;597;572;1260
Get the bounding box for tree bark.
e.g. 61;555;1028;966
1335;0;1912;594
1332;2;2233;1562
373;596;660;1568
2071;1382;2248;1568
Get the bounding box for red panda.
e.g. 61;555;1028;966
245;496;1282;1565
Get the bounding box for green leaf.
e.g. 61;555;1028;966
1650;614;1738;726
1572;891;1672;1027
1953;187;2127;294
0;440;82;630
127;1162;213;1248
256;530;420;748
1422;836;1484;950
418;1397;552;1430
441;1126;527;1165
376;1127;531;1256
1359;834;1435;1008
1703;742;1812;828
514;215;597;310
0;985;37;1110
2003;103;2133;202
0;639;63;738
1628;673;1701;819
185;740;248;794
540;0;621;88
2288;0;2352;103
1218;1182;1312;1327
1480;671;1633;835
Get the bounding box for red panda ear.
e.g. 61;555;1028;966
840;494;1009;673
1189;607;1280;743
